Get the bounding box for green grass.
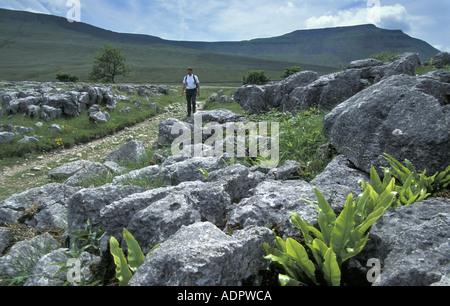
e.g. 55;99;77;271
201;87;248;115
415;64;450;75
0;83;175;160
246;108;334;181
0;9;306;84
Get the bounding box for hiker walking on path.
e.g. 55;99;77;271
181;67;200;117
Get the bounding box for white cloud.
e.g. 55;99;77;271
2;0;51;14
305;3;416;29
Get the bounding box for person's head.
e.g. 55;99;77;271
187;67;193;75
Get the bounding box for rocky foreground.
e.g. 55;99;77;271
0;52;449;286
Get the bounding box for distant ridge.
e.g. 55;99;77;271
0;8;440;83
166;24;440;67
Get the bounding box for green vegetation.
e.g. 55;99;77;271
264;179;396;286
264;154;449;286
369;51;401;63
415;62;450;76
110;228;159;286
380;153;450;204
280;66;303;79
88;43;134;84
247;109;332;181
56;71;80;82
68;218;105;255
0;84;169;160
242;70;270;85
0;9;312;84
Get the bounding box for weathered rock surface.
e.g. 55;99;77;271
129;222;273;286
355;198;450;286
0;233;59;279
48;160;111;187
1;54;449;286
225;179;319;239
234;52;421;114
103;140;146;164
0;183;81;228
0;82;170;123
24;248;99;286
432;52;450;69
323;71;450;174
280;68;365;113
310;155;370;210
233;71;318;114
0;132;15;144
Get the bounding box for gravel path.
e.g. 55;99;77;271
0;102;188;201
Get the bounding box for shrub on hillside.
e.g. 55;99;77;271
56;71;79;82
281;66;303;79
243;70;270;85
369;51;400;63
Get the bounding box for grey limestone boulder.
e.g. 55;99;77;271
88;105;110;123
356;198;450;286
6;96;40;115
209;164;267;203
267;160;302;181
48;160;112;187
157;118;191;146
101;180;232;253
104;140;146;165
381;52;421;79
0;132;15;144
0;233;59;280
112;155;229;187
347;58;384;69
129;222;273;286
281;68;365;113
323;73;450;174
310;155;370;211
233;71;318;114
432;51;450;69
66;184;148;236
27;105;40;118
185;108;244;125
0;227;12;255
23;248;99;286
40;105;62;122
0;183;81;228
234;53;421;115
225;179;319;239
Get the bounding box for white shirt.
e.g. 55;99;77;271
183;75;199;89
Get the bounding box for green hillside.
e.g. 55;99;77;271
0;9;323;84
0;9;441;84
173;24;440;67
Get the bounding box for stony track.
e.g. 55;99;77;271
0;102;188;201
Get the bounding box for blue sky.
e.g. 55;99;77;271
1;0;449;51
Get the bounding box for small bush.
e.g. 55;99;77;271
56;71;80;82
243;70;270;85
281;66;303;79
369;51;400;63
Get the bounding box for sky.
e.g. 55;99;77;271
1;0;449;52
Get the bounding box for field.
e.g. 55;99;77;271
1;9;440;85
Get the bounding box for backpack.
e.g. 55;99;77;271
184;74;198;85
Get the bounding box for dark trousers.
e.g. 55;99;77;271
186;88;197;116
